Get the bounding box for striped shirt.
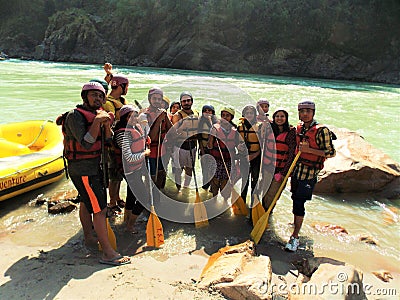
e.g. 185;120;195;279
114;127;145;166
292;123;336;181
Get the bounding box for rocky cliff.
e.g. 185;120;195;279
0;1;399;84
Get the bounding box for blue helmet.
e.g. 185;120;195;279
202;104;215;114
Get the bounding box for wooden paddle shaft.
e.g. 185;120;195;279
266;151;301;215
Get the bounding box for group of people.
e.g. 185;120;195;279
58;63;336;265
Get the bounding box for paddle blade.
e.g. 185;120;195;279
250;212;270;244
231;189;248;216
250;151;302;244
251;195;265;227
146;206;164;248
194;192;209;228
99;218;117;251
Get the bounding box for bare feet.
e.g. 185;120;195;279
126;213;138;234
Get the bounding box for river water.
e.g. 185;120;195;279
0;59;399;274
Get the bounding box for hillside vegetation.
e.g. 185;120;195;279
0;0;399;83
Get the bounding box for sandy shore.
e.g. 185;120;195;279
0;207;399;299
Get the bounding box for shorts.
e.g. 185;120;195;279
108;166;123;181
70;174;107;214
107;148;123;181
290;177;317;216
172;146;196;169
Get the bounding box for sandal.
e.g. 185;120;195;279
117;200;126;208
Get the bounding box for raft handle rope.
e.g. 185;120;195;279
26;120;49;148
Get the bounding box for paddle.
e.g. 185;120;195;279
250;123;268;226
215;138;248;216
250;151;301;244
155;120;163;183
187;128;208;228
251;194;265;227
100;125;117;251
146;157;164;247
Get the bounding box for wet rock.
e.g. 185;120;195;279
371;270;393;282
315;127;400;195
293;257;345;278
48;201;77;214
359;236;378;246
199;240;272;300
35;198;47;206
312;223;349;235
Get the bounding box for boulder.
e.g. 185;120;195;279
291;263;365;300
291;257;365;300
314;127;400;194
199;240;272;300
293;257;345;278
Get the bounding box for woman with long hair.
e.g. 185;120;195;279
262;108;296;212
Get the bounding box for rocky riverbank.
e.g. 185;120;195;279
0;202;398;300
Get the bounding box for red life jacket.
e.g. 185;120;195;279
296;123;326;170
63;107;102;161
275;131;289;169
209;123;237;160
262;128;276;165
121;126;146;173
144;107;169;158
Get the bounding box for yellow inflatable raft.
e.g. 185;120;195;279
0;120;65;201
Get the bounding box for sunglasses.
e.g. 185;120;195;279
181;99;192;103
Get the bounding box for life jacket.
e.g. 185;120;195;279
296;122;327;170
198;117;213;148
275;131;289;169
144;107;169;158
168;112;174;122
262;126;276;165
62;106;102;161
103;95;124;120
114;126;146;173
176;109;199;149
209;123;237;160
237;118;261;154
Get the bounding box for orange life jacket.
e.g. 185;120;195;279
63;107;102;161
209;124;237;160
296;123;326;170
237;118;261;154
